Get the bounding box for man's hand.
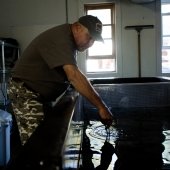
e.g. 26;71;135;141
98;107;116;127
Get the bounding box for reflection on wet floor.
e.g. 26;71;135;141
63;121;84;170
63;116;170;170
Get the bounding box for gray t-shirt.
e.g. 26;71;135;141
12;24;77;101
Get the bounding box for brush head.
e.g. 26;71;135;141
125;25;154;29
125;25;154;32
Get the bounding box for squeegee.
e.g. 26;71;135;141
125;25;154;77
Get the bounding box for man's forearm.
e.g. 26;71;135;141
71;70;106;110
64;65;106;110
63;64;114;126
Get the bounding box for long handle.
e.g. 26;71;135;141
137;30;141;77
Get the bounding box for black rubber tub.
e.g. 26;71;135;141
80;77;170;119
73;77;170;170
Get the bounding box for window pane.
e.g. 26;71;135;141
163;36;170;46
103;26;112;39
162;4;170;13
87;59;115;72
87;9;111;24
162;3;170;73
162;49;170;73
162;15;170;35
88;40;112;56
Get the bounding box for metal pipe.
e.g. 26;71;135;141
1;41;5;74
65;0;68;23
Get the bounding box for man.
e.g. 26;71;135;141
7;15;115;145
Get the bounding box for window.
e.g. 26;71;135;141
84;3;116;73
161;1;170;73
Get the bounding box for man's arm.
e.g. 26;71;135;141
63;64;114;126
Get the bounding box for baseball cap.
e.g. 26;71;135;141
78;15;104;42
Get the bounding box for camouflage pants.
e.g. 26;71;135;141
7;79;44;145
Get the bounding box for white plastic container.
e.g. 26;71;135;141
0;109;12;166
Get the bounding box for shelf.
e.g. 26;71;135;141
0;40;19;49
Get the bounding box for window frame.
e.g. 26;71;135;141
161;3;170;49
161;0;170;74
84;3;116;73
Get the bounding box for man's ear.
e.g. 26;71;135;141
75;23;83;33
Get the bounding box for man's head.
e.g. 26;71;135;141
78;15;103;43
71;15;103;52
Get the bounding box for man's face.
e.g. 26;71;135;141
75;24;95;52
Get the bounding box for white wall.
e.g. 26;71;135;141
121;1;157;77
0;0;68;51
0;0;161;78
